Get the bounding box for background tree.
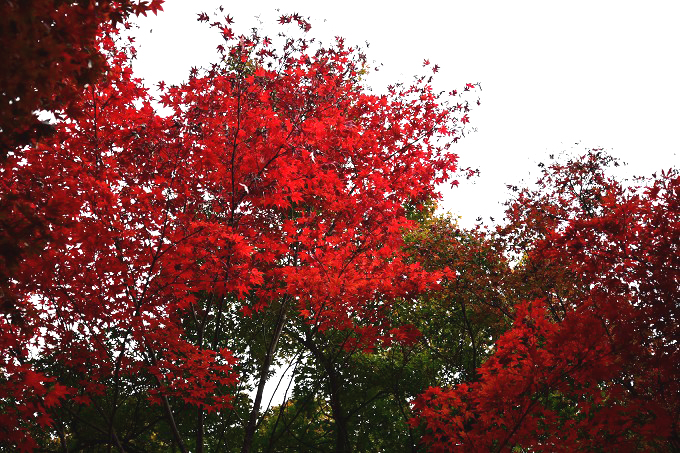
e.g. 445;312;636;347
413;151;679;452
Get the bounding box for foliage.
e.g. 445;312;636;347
1;5;677;452
0;10;471;452
0;0;164;156
0;2;165;395
412;151;679;452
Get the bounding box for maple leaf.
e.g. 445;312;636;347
36;413;53;428
44;384;70;408
222;27;234;39
150;0;164;14
22;370;45;391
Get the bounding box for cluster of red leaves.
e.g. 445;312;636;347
0;363;72;451
1;2;161;449
412;153;679;451
152;19;472;341
0;1;164;389
145;325;237;412
0;0;163;155
1;13;474;450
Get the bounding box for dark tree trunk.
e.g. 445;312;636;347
327;368;351;453
241;299;289;453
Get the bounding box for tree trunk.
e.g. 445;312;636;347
327;368;351;453
294;329;351;453
196;407;204;453
241;298;289;453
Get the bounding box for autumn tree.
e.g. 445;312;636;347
413;151;679;452
0;11;474;452
0;1;165;389
5;7;676;453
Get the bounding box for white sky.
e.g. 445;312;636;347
130;0;679;228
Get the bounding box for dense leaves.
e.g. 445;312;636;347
413;152;679;452
0;2;164;396
0;11;471;452
0;0;163;155
1;5;677;452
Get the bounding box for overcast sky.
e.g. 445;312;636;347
129;0;679;228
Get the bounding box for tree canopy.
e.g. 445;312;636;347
0;5;677;452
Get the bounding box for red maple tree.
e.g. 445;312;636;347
412;151;679;452
1;13;473;451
